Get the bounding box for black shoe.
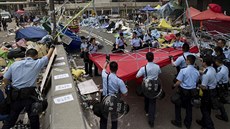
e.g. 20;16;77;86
215;114;229;122
171;120;182;128
184;121;191;129
148;121;154;128
196;120;204;127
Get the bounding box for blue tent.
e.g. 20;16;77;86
59;24;82;53
140;5;157;12
16;27;48;41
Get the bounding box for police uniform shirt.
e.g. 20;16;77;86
202;66;217;89
116;37;125;47
136;62;161;80
102;69;128;96
4;56;49;89
176;65;200;89
134;28;143;37
223;47;230;60
172;41;184;48
216;65;229;84
80;42;88;50
131;38;141;47
174;52;192;69
143;34;153;42
88;43;98;54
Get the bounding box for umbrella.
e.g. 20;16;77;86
140;5;157;12
16;10;25;15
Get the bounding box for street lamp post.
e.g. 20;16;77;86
50;0;57;42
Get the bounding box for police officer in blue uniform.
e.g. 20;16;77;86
171;43;192;74
85;37;100;77
171;55;200;129
113;32;127;53
100;61;128;129
214;58;229;122
80;36;90;77
136;52;161;128
2;47;54;129
216;39;230;60
196;56;217;129
131;32;142;51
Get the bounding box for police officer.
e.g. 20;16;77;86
171;55;200;129
172;33;184;48
214;58;229;122
133;23;143;39
100;61;128;129
171;43;192;74
80;36;89;77
114;32;127;53
136;52;161;128
2;47;54;129
85;37;100;77
131;32;142;51
143;30;153;48
216;39;230;60
196;56;217;129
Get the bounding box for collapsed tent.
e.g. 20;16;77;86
192;9;230;21
158;19;172;29
186;7;201;18
90;46;199;81
140;5;157;12
59;25;82;52
15;27;48;41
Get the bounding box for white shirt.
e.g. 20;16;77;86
136;62;161;80
216;64;229;84
202;66;217;89
174;52;192;69
116;37;125;47
131;38;141;47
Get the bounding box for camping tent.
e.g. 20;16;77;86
192;9;230;21
140;5;156;12
16;27;48;41
90;46;199;81
186;7;201;18
158;19;172;29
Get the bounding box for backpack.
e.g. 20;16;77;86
142;66;164;99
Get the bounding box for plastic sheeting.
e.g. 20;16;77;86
15;27;48;41
90;46;199;81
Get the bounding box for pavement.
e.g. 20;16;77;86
79;27;230;129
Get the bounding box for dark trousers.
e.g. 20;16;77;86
200;90;215;129
2;99;39;129
144;97;156;123
100;112;118;129
175;89;192;127
85;60;99;76
218;103;228;120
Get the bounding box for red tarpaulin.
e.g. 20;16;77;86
186;7;201;18
90;46;199;81
16;10;25;15
192;9;230;21
203;20;230;33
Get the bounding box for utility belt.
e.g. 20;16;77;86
8;86;38;102
178;87;198;98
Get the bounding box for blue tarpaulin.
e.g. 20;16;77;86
15;27;48;41
59;24;82;52
140;5;157;12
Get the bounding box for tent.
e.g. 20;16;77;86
59;24;82;52
192;9;230;21
159;1;183;17
155;5;161;10
158;19;172;29
186;7;201;18
90;46;199;81
15;27;48;41
140;5;157;12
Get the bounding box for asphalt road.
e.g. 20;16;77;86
79;26;230;129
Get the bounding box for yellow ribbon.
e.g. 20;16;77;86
54;0;93;39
